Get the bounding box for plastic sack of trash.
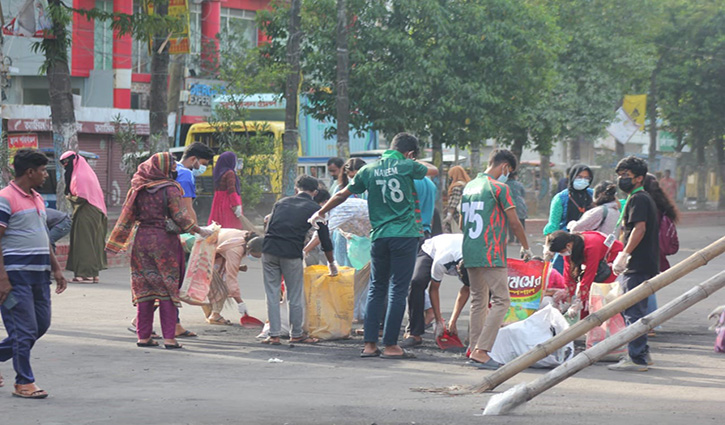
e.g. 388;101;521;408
489;304;574;368
327;198;371;237
303;265;355;340
586;280;627;360
503;259;550;324
179;224;221;305
179;233;196;253
347;235;371;270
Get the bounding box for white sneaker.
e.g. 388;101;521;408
608;357;648;372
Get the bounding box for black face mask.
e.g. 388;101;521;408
170;171;179;180
618;176;635;193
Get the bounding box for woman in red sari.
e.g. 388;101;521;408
107;153;211;349
208;151;243;229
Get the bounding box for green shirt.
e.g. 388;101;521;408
461;173;515;268
347;150;428;240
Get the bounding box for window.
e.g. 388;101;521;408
220;7;257;48
132;0;152;73
94;0;113;70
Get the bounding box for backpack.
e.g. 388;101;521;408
659;214;679;256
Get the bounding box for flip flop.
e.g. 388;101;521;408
360;348;382;358
71;277;95;284
175;330;197;338
400;336;423;348
380;349;416;359
164;343;183;350
290;336;319;344
12;385;48;399
260;337;281;346
466;358;502;370
206;317;232;325
136;340;160;347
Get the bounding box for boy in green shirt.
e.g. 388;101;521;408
462;149;533;370
311;133;437;359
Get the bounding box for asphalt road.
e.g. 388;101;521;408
2;226;724;425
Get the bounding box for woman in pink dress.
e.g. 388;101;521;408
208;151;243;229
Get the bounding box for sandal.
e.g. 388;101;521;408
175;330;197;338
136;340;160;347
92;277;100;283
71;277;96;284
206;316;232;325
360;348;382;358
380;349;417;359
13;385;49;399
164;343;183;350
260;337;281;345
290;336;319;344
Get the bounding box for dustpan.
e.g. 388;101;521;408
436;330;464;350
240;313;264;328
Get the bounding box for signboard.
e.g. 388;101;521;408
7;133;39;164
8;119;151;135
606;107;641;144
183;78;225;118
2;0;52;38
147;0;190;55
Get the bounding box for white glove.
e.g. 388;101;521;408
328;261;338;277
233;205;243;218
196;225;214;238
565;297;583;319
543;250;555;262
308;212;326;230
566;220;578;232
237;302;248;316
433;320;445;338
612;252;629;276
520;247;534;262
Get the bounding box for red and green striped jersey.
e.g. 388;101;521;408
461;173;515;268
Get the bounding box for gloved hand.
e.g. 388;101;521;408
328;261;338;277
520;247;534;262
433;320;445;338
612;251;629;276
565;297;583;319
308;212;326;230
196;225;214;238
566;220;578;231
233;205;243;218
237;302;248;315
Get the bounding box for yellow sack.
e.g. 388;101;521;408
303;265;355;340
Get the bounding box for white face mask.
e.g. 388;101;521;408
497;165;510;183
247;254;259;261
560;250;571;257
192;164;207;176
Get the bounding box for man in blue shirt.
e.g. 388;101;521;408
176;142;215;224
414;177;436;238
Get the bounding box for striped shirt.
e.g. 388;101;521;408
0;181;51;285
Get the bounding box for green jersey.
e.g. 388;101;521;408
461;173;515;268
347;150;428;240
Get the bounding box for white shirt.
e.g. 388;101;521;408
421;233;464;282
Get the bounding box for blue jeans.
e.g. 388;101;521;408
622;272;653;365
364;237;419;346
0;283;52;385
48;215;72;247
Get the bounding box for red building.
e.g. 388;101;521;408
1;0;270;208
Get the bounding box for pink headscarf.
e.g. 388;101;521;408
60;151;107;215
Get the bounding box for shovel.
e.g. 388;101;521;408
436;330;464;350
240;313;264;328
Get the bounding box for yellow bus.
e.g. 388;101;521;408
183;120;301;214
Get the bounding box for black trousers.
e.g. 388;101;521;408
406;250;434;337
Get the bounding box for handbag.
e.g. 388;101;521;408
162;188;183;234
593;258;612;282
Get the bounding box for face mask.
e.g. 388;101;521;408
170;171;179;180
573;178;590;191
618;177;634;193
247;254;259;262
560;250;571;257
192;164;207;176
497;166;509;183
